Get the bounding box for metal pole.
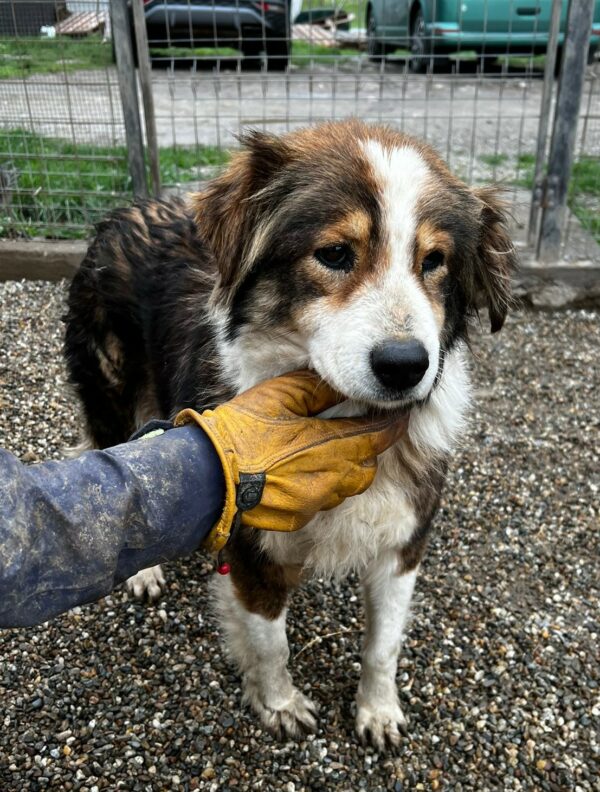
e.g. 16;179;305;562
131;0;161;197
527;0;563;247
110;0;148;199
537;0;594;262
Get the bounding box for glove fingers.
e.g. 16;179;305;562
363;414;410;456
321;413;409;460
235;370;343;418
339;459;378;498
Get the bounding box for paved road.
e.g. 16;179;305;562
2;63;598;176
152;65;547;176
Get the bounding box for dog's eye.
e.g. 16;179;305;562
422;251;445;274
315;244;354;271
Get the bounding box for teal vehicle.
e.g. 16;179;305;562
366;0;600;71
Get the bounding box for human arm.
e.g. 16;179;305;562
0;371;407;628
0;425;224;628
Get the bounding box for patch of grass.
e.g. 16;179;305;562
513;152;536;188
448;49;478;62
149;41;364;66
158;144;229;185
571;156;600;197
480;153;509;168
0;36;113;80
570;204;600;244
570;157;600;243
0;25;366;75
500;54;546;71
292;40;361;64
0;129;228;239
149;46;240;59
517;153;536;168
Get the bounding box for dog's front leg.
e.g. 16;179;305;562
211;573;317;739
356;551;417;750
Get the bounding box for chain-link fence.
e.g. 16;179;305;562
1;0;598;260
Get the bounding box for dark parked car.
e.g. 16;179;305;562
134;0;297;69
366;0;600;72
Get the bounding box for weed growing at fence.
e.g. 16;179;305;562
569;157;600;244
514;153;600;244
480;153;510;168
0;130;229;239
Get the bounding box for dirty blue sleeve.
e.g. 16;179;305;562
0;425;224;628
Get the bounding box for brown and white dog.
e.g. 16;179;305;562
64;120;517;749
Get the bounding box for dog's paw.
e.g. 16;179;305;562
125;565;166;602
356;699;408;751
244;683;318;739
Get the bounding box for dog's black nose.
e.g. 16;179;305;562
370;339;429;392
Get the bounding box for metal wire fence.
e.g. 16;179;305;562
0;0;598;260
0;0;126;236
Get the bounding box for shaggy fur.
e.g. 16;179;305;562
64;120;517;749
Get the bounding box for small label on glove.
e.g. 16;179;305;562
236;473;266;512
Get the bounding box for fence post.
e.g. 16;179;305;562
536;0;595;262
527;0;563;248
110;0;148;199
131;0;161;197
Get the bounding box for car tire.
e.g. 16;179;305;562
241;40;262;70
367;9;385;63
265;36;290;71
409;7;431;73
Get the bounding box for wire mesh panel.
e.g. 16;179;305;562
1;0;598;255
0;0;127;238
144;0;599;261
561;67;600;261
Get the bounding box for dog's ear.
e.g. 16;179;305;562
192;130;289;294
468;186;518;333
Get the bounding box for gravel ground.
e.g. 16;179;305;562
0;280;598;792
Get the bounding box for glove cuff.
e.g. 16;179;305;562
174;408;238;553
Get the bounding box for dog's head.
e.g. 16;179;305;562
193;121;517;407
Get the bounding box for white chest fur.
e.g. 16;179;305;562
259;446;420;578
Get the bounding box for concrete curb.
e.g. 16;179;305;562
1;239;599;309
514;262;600;310
0;239;88;281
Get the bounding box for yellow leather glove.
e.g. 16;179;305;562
174;371;408;553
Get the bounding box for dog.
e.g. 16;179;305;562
64;120;517;749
